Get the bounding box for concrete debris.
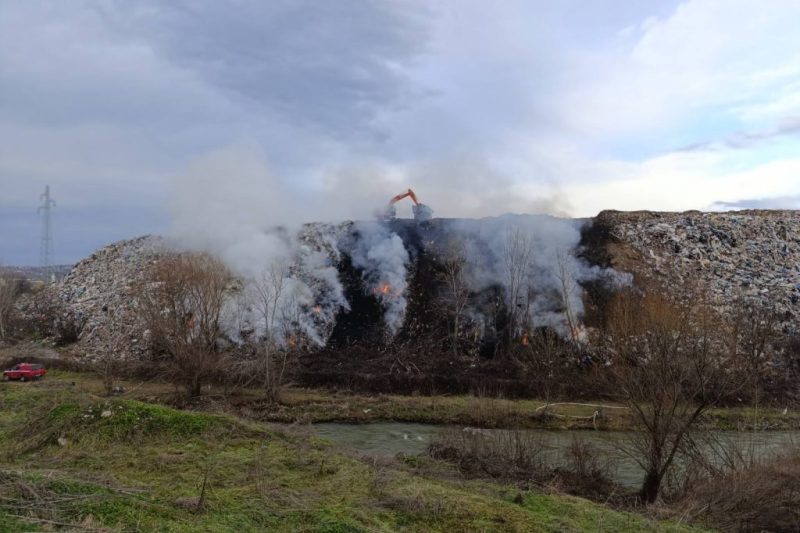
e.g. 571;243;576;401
600;210;800;332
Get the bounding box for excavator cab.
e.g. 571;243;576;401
381;189;433;222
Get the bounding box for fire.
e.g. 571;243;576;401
313;305;322;314
375;282;392;296
521;331;529;346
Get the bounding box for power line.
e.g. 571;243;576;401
38;185;56;279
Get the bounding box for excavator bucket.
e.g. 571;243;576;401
413;203;433;221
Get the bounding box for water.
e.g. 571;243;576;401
313;422;798;489
314;422;440;456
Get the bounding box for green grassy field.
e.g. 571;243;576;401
0;373;705;532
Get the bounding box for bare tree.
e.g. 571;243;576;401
554;249;581;345
0;269;23;340
138;253;232;398
603;288;733;503
522;327;567;401
727;296;780;428
502;227;534;349
94;307;126;396
250;260;291;402
436;241;471;357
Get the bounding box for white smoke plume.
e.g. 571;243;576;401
443;214;624;340
169;144;349;346
347;221;410;336
168;143;625;346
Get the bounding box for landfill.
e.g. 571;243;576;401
598;209;800;332
25;209;800;358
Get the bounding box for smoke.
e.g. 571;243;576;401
168;143;622;345
347;221;410;336
441;214;621;339
169;144;349;346
322;155;572;220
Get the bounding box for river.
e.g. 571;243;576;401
313;422;798;489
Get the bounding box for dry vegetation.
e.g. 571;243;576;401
138;253;232;398
600;289;738;503
4;245;800;531
672;443;800;532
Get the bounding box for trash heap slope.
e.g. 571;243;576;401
592;209;800;331
59;235;167;358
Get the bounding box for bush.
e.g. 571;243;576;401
429;428;547;482
11;286;84;345
429;429;621;502
552;438;618;501
673;444;800;532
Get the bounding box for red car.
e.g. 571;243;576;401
3;363;46;381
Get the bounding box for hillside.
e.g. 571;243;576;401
0;372;698;532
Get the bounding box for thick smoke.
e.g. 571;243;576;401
169;143;625;346
169;145;349;346
441;214;621;340
347;221;410;336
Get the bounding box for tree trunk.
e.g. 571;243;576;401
189;375;202;398
639;471;662;503
452;316;459;357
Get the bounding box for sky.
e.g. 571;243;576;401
2;0;800;265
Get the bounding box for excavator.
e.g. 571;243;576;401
381;188;433;222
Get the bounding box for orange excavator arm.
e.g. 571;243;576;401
380;188;431;221
388;188;419;207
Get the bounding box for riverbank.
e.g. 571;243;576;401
18;368;800;432
0;372;700;532
237;388;800;432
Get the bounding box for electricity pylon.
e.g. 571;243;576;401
38;185;56;279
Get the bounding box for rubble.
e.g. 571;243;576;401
58;235;168;359
597;210;800;332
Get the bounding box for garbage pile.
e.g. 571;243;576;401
58;235;167;359
600;209;800;332
36;209;800;361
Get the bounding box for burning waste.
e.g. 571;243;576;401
43;188;630;366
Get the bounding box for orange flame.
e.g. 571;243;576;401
521;331;529;346
375;283;392;296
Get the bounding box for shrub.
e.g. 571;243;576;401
673;444;800;532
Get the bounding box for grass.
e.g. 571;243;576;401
12;369;799;432
0;373;705;532
245;388;800;432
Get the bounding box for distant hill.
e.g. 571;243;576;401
0;264;73;281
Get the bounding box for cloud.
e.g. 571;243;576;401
92;0;431;139
712;195;800;210
2;0;800;266
556;0;800;149
564;152;800;216
0;1;432;264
